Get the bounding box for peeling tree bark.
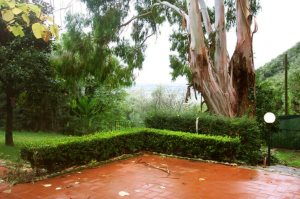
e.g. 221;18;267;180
198;0;213;34
155;0;256;117
229;0;256;116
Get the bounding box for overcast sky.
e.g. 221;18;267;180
50;0;300;85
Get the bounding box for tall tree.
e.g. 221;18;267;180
153;0;259;117
0;0;55;145
51;12;142;134
79;0;259;117
0;37;52;145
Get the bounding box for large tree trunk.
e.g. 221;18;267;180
5;85;14;146
229;0;256;116
151;0;256;117
188;0;237;117
163;0;255;117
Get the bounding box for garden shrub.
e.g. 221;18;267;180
143;129;239;162
20;128;240;172
145;112;262;164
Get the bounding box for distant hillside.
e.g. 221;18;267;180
256;42;300;114
128;83;186;97
256;42;300;82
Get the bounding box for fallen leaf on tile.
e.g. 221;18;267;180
3;189;11;193
66;184;73;188
43;184;52;187
198;178;205;181
55;187;62;190
118;191;130;196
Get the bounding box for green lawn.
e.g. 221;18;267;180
0;131;69;162
274;149;300;168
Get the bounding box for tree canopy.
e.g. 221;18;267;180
76;0;261;117
0;0;59;145
0;0;59;41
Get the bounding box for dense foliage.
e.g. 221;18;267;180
256;42;300;115
255;42;300;149
1;0;145;137
20;128;240;172
0;0;59;40
145;112;262;164
124;85;202;127
0;0;56;145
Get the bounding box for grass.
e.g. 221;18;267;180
273;148;300;168
0;130;69;162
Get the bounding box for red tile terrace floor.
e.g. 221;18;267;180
1;154;300;199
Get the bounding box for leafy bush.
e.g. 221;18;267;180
123;85;202;128
20;128;240;172
145;112;262;164
143;129;239;162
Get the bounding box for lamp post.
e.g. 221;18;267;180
264;112;276;166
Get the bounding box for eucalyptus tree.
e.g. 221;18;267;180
78;0;260;117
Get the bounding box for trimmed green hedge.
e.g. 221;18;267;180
20;128;240;172
143;129;239;162
145;113;262;164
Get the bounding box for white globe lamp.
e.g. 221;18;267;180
263;112;276;166
264;112;276;124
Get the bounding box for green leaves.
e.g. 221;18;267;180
27;4;41;17
145;112;262;164
50;24;59;39
1;9;13;21
32;22;45;39
21;13;29;26
8;24;24;37
0;0;59;42
11;7;21;14
20;128;240;172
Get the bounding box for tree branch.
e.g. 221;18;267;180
53;0;74;13
153;1;189;32
120;1;189;34
214;0;230;88
153;1;188;17
236;0;251;43
188;0;205;52
120;11;153;28
198;0;213;34
140;32;155;46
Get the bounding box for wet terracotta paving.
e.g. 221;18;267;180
1;154;300;199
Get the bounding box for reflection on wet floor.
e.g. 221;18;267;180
1;154;300;199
